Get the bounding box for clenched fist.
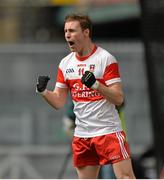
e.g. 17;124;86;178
81;71;99;89
36;75;50;93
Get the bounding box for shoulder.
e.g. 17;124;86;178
96;46;117;64
59;52;74;68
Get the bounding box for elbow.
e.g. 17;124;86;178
115;100;123;106
55;100;66;110
54;104;64;110
114;95;124;106
54;106;60;110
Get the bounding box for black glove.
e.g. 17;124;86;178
81;71;96;88
36;75;50;93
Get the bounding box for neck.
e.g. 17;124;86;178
77;41;95;57
75;43;97;61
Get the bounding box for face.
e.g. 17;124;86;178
64;20;89;53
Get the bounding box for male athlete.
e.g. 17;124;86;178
36;13;135;179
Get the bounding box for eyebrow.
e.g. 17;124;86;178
64;27;76;32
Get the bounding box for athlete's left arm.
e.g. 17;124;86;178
96;82;124;106
81;71;124;106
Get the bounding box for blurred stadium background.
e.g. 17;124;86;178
0;0;164;178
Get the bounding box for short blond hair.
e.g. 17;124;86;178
65;13;93;38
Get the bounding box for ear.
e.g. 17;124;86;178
84;29;90;37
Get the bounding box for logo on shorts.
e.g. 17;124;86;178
110;155;120;160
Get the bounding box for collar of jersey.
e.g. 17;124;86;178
75;45;97;61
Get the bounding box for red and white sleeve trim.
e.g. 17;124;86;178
56;82;68;88
105;78;121;86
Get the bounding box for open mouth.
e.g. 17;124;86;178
68;41;75;46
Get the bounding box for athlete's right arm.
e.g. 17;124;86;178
36;75;68;110
42;87;68;110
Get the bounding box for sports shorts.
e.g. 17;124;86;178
72;131;131;167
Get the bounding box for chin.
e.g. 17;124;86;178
69;47;75;52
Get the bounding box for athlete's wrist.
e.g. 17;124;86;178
40;89;48;96
91;80;99;90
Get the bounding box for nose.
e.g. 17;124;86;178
65;31;71;40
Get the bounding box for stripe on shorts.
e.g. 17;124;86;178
116;132;129;159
